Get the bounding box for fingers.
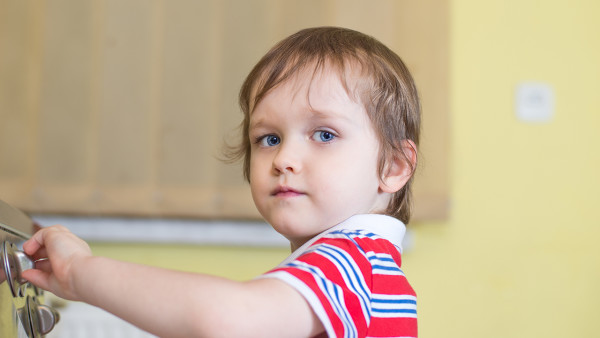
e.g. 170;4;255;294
27;248;48;262
34;258;52;273
21;269;72;300
20;225;89;301
21;269;52;292
23;225;73;256
22;234;42;255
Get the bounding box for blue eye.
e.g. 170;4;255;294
260;135;280;147
314;131;336;142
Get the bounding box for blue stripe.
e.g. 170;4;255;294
317;245;372;319
329;280;351;337
329;229;378;239
328;230;360;237
371;264;402;272
368;256;394;263
372;308;418;314
287;261;356;337
372;298;417;305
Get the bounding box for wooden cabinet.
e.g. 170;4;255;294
0;0;448;222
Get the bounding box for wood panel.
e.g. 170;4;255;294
0;0;449;222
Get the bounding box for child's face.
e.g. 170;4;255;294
248;68;390;250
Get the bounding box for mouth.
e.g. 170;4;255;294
271;186;304;198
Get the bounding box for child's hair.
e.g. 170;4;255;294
227;26;421;224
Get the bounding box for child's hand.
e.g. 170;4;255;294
21;225;92;301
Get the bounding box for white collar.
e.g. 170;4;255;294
277;214;406;267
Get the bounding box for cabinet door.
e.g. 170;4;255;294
0;0;448;221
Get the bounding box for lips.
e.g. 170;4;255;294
272;186;304;197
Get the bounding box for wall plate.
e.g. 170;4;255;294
515;82;555;123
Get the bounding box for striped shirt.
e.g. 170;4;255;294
262;214;417;338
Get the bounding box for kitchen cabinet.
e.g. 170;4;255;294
0;0;448;222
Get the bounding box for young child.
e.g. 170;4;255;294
23;27;420;338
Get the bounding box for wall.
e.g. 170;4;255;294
408;0;600;336
87;1;599;337
0;0;449;222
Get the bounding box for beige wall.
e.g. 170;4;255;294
90;1;600;337
0;0;449;221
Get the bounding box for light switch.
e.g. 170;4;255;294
515;82;554;123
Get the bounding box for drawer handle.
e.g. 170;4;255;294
1;241;35;297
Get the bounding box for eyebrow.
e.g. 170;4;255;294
307;106;357;126
248;117;270;132
305;87;362;124
249;105;358;132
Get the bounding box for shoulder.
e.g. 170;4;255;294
312;228;403;264
285;228;405;286
264;227;417;337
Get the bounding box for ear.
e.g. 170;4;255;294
379;140;417;193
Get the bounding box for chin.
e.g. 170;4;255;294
271;220;315;242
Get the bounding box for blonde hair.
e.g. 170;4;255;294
227;27;421;224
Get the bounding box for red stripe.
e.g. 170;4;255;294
372;275;416;296
367;317;418;337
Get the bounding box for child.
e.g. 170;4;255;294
23;26;420;338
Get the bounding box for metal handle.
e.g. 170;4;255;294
20;296;61;338
34;301;61;335
1;241;35;297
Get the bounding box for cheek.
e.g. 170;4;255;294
337;152;380;192
249;169;265;211
249;162;260;183
314;153;378;194
249;154;271;191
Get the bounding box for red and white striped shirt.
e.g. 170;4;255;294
262;214;417;338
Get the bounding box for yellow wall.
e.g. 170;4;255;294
407;0;599;336
90;1;600;337
90;243;289;281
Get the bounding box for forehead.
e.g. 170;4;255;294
248;66;373;133
294;67;356;106
255;60;367;112
251;56;371;107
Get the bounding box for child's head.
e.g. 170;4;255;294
230;26;420;225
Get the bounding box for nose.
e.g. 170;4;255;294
272;140;302;175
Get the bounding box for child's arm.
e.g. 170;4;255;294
22;225;324;338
